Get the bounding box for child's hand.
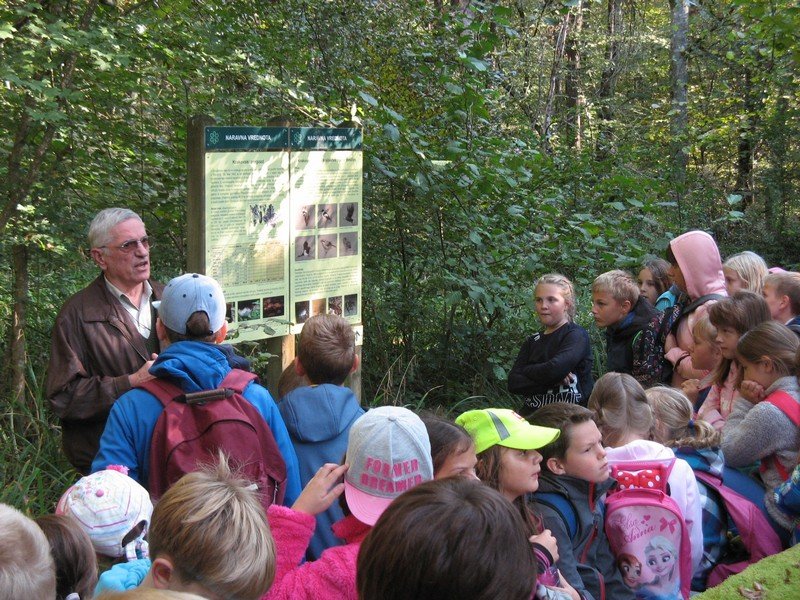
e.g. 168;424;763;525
562;373;576;386
681;379;701;402
530;529;559;562
292;463;348;516
740;380;766;403
555;575;581;600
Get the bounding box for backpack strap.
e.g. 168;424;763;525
220;368;258;393
534;492;578;539
668;293;723;336
761;391;800;481
137;378;185;407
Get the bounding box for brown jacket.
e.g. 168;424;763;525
46;275;164;473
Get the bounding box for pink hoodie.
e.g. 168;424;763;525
665;231;727;386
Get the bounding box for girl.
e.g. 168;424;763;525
36;514;98;600
456;408;579;600
723;251;769;296
680;316;723;423
704;291;771;424
508;274;593;413
638;258;676;311
722;321;800;538
588;373;704;574
421;412;478;480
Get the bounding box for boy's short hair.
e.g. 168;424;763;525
357;478;537;600
148;455;276;600
297;314;356;385
530;403;595;467
0;503;56;599
765;272;800;316
592;270;639;305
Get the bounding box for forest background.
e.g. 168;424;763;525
1;0;798;511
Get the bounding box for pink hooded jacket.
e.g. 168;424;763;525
263;505;370;600
665;231;727;386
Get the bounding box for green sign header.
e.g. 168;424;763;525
290;127;362;150
205;127;289;151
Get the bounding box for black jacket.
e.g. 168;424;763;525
604;296;659;375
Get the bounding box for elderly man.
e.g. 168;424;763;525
47;208;163;473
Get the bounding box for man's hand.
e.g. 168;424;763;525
128;353;157;387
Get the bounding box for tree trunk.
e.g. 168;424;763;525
542;13;571;152
564;1;584;150
596;0;622;160
8;245;29;404
734;70;756;209
670;0;689;219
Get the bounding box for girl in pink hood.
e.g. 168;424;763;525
664;231;727;387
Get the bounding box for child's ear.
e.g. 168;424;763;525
350;354;360;374
761;356;776;373
150;557;175;589
294;356;306;377
546;457;566;476
622;299;632;313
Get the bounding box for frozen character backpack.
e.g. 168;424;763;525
604;459;692;600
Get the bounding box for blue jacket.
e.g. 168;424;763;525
279;384;364;560
91;341;301;505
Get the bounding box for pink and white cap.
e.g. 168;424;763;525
344;406;433;526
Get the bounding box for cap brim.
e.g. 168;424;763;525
344;481;393;526
497;424;560;451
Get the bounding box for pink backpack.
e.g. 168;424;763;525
605;459;692;600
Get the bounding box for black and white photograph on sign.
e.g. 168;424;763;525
295;235;315;261
237;299;261;321
263;295;285;318
328;296;343;316
340;202;358;226
295;300;310;324
344;294;358;317
317;204;337;228
339;233;358;257
249;203;278;227
311;297;326;317
319;234;338;259
297;204;314;230
226;302;235;323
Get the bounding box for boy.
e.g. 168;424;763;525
763;271;800;330
0;503;56;599
530;402;634;600
97;456;276;599
592;270;658;375
278;313;364;559
92;273;301;505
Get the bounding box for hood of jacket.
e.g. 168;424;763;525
537;471;617;501
150;341;241;392
669;230;727;299
674;445;724;478
605;439;677;463
607;296;659;342
766;375;800;399
279;384;364;443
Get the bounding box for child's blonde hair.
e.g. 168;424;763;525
724;251;769;294
645;386;720;449
592;270;639;305
0;503;56;599
588;373;653;448
535;273;577;320
692;314;717;344
148;455;276;600
736;321;799;378
764;272;800;316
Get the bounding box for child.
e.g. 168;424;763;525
588;373;704;574
664;230;727;387
57;465;153;564
265;406;433;600
680;315;722;419
421;412;478;480
763;271;800;329
646;386;726;590
357;478;538;600
774;463;800;546
97;454;276;598
0;503;56;598
36;514;99;600
530;402;635;600
92;273;301;506
638;258;676;310
456;408;579;599
508;273;594;413
591;270;659;375
723;251;769;295
722;321;800;538
278;313;364;559
704;291;771;423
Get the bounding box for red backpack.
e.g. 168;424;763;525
139;369;287;508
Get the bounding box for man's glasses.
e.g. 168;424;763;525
102;236;152;254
